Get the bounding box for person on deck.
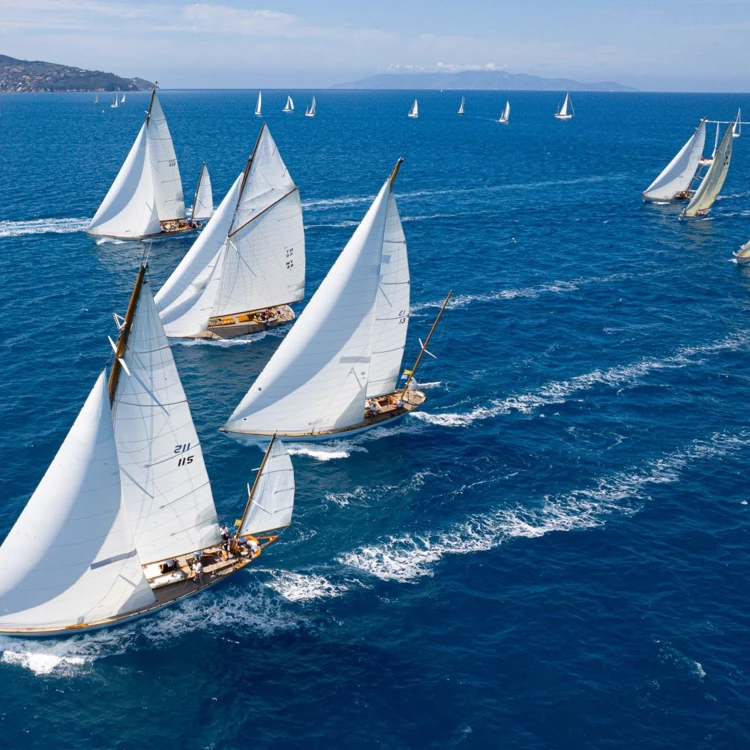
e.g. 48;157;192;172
192;559;205;586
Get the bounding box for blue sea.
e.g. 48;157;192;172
0;89;749;748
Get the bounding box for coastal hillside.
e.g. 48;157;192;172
333;70;635;91
0;54;154;93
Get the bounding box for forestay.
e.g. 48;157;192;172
0;373;155;630
682;124;733;218
241;440;295;536
191;163;214;221
113;282;220;563
367;191;410;398
643;119;706;201
223;178;392;436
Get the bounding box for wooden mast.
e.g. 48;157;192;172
389;157;403;187
146;88;156;124
234;434;277;541
400;290;453;399
108;264;146;404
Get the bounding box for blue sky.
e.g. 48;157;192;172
0;0;747;91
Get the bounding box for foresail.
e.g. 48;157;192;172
156;174;244;336
682;124;733;217
146;92;186;222
113;282;220;562
223;179;391;436
0;373;155;630
191;164;214;221
241;439;295;536
87;122;161;238
643;119;706;200
367;191;410;398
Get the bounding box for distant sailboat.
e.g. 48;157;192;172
220;159;452;444
121;94;126;104
283;95;294;113
190;163;214;223
642;118;707;202
408;99;419;118
734;238;750;264
457;96;465;115
255;91;262;117
87;90;193;239
155;123;305;339
681;124;733;219
305;96;316;117
94;94;99;105
734;108;742;138
498;101;510;124
554;92;574;120
0;266;295;637
110;96;119;109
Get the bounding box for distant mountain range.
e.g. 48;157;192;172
333;70;636;92
0;55;154;93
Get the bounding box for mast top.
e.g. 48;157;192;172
389;157;404;188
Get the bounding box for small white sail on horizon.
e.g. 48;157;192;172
94;94;99;105
734;108;742;138
642;118;707;202
121;94;126;104
458;97;465;115
498;101;511;124
88;90;188;239
155;123;305;339
681;123;733;218
408;99;419;118
554;92;574;120
190;163;214;222
283;95;294;113
305;96;316;117
255;91;262;117
110;95;119;109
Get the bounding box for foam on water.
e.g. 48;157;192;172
286;441;368;461
324;468;435;508
338;431;750;583
172;328;285;347
263;570;349;602
0;217;90;237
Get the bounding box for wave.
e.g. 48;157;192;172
337;431;750;583
324;468;435;508
0;217;90;238
172;329;285;347
414;333;750;428
285;441;368;462
263;570;349;602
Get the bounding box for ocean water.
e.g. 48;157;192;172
0;89;749;748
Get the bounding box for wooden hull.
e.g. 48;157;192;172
186;304;295;340
85;220;202;241
554;114;573;120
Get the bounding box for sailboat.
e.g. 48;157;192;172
734;238;750;264
87;90;197;239
0;265;295;637
408;99;419;118
121;94;126;104
734;108;742;138
220;159;452;444
189;163;213;224
498;101;511;124
305;96;316;117
94;94;99;105
110;96;119;109
458;97;465;115
283;95;294;113
255;91;262;117
642;118;707;202
681;123;733;219
155;123;304;339
554;92;574;120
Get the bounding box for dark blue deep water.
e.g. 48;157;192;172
0;90;749;748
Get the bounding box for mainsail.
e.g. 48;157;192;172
643;119;707;201
458;97;465;115
283;95;294;113
408;100;419;118
191;163;214;221
734;108;742;138
222;171;397;437
88;91;186;238
255;91;262;117
305;96;316;117
155;124;304;337
112;280;221;563
0;373;155;630
499;101;510;123
681;124;733;218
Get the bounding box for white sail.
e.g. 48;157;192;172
113;282;220;563
367;191;410;398
241;439;295;536
214;125;304;316
408;99;419;118
121;94;126;104
681;124;733;218
255;91;262;116
87;122;161;238
283;95;294;112
223;178;392;436
0;373;155;630
146;92;185;222
559;93;570;116
734;108;742;138
499;101;510;123
643;119;706;201
191;163;214;221
305;96;316;117
458;97;465;115
156;174;244;337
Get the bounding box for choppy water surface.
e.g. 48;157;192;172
0;90;749;748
